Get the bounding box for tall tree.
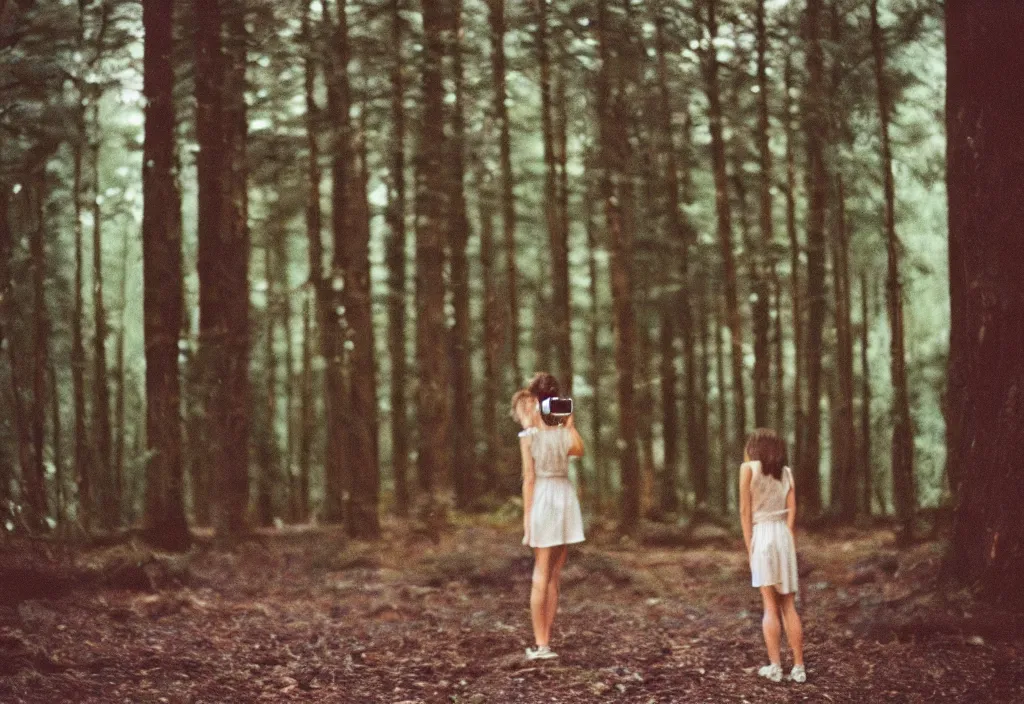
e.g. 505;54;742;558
538;0;572;389
0;193;12;520
798;0;826;517
298;295;313;521
71;1;92;530
386;0;410;515
141;0;188;551
783;51;803;468
585;184;605;511
71;95;91;532
487;0;521;384
90;103;114;529
449;0;474;509
713;297;729;513
301;0;344;525
195;0;251;541
870;0;914;539
326;0;379;537
257;247;278;527
859;271;872;515
830;176;856;519
477;173;502;496
945;0;1024;609
652;5;698;514
113;226;129;521
415;0;451;501
27;174;50;530
752;0;773;429
596;0;640;530
699;0;746;461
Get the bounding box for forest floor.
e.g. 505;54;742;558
2;513;1023;704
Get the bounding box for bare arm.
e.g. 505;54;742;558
566;413;585;457
786;469;797;540
739;463;753;555
520;435;536;541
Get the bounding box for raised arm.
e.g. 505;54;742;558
520;434;536;543
739;463;754;555
566;413;585;457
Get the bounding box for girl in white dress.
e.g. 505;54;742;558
512;373;585;661
739;428;806;683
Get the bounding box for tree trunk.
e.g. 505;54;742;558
752;0;774;430
142;0;188;551
783;52;803;468
328;0;380;538
596;0;640;531
279;236;296;522
830;176;856;520
700;0;746;459
0;193;12;520
28;176;49;529
659;308;679;514
694;276;711;510
386;0;410;516
653;8;697;515
586;187;604;512
538;0;572;389
71;124;91;531
301;0;343;525
258;247;277;527
478;174;502;496
449;0;474;509
91;107;114;530
859;271;872;516
871;0;914;540
799;0;826;517
555;73;572;385
48;361;63;526
945;0;1024;608
195;0;250;542
415;0;451;500
299;295;313;522
113;224;129;522
714;297;729;514
773;276;785;431
487;0;521;385
638;322;656;517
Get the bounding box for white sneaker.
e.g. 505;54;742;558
525;646;558;661
789;665;806;683
757;663;783;682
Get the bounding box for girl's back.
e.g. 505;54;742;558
748;461;794;524
522;426;571;479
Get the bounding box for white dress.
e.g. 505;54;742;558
746;461;799;595
522;426;585;549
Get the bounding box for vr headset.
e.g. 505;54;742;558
540;397;573;417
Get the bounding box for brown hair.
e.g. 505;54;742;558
527;372;562;426
745;428;787;481
510;389;535;421
527;372;560;403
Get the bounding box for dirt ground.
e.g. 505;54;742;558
2;516;1023;703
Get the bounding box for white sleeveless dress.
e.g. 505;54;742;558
746;461;799;594
522;426;585;548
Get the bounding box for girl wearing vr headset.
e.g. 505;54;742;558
511;372;585;661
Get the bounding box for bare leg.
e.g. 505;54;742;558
779;592;804;666
545;545;568;644
759;586;782;666
531;547;554;647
